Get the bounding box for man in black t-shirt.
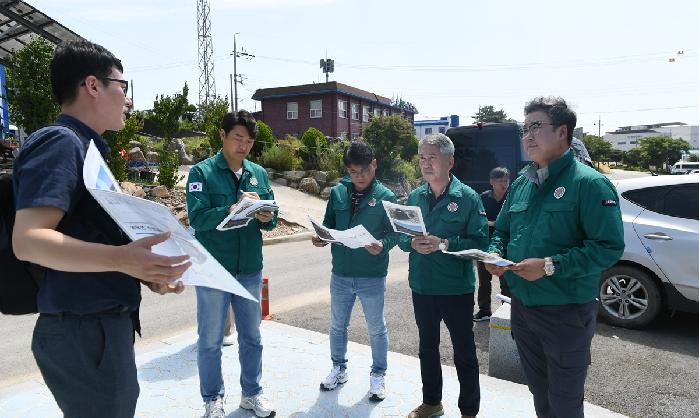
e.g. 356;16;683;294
473;167;511;322
13;40;191;417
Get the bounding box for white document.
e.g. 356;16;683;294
442;249;514;267
381;201;427;236
83;140;256;301
308;216;380;249
216;197;278;231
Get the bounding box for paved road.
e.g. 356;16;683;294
2;241;697;417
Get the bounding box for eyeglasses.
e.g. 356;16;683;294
103;77;129;96
347;166;372;177
520;121;556;138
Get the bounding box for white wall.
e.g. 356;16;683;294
603;125;699;151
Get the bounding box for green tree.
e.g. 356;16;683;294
688;154;699;162
251;121;276;160
151;83;190;187
363;115;417;182
6;37;59;134
103;115;144;181
299;127;328;170
582;134;613;168
195;96;230;151
472;105;509;123
638;136;690;172
391;97;418;113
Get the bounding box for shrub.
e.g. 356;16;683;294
258;145;301;171
157;149;183;188
103;115;143;181
319;140;349;181
251;121;275;159
299;127;328;170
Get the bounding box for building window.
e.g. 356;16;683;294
425;128;433;134
374;108;381;118
351;103;360;120
287;102;298;120
338;100;347;118
617;141;626;145
310;100;322;118
362;105;370;122
439;127;446;134
415;128;419;135
351;133;360;140
629;140;637;144
383;109;389;117
339;131;347;139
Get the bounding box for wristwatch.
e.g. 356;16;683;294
438;239;448;252
544;257;555;276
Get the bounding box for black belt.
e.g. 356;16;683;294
41;305;132;319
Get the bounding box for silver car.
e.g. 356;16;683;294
598;175;699;328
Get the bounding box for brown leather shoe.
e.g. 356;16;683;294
407;402;444;418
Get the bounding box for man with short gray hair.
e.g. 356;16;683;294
398;133;489;418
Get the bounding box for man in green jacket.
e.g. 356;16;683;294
399;133;489;418
186;111;277;418
486;97;624;418
312;141;397;401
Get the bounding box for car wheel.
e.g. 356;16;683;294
598;266;662;329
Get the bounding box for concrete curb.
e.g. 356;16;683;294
263;231;313;246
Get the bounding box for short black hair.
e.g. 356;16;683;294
489;167;510;180
50;40;123;106
343;140;375;167
524;96;577;144
220;110;258;139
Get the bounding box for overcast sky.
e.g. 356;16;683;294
30;0;699;135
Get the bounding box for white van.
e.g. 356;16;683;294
671;161;700;174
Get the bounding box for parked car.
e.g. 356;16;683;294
599;175;699;328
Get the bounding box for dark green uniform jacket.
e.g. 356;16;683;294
186;152;277;275
323;177;398;278
398;175;489;295
489;150;624;307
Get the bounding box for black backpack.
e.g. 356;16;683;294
0;124;85;315
0;172;45;314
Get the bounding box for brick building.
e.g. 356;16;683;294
251;81;416;139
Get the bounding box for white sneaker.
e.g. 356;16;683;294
369;372;386;401
320;365;348;391
203;397;225;418
222;333;236;346
240;392;275;417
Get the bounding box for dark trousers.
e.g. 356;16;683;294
511;297;598;418
476;261;511;312
411;292;480;416
31;312;139;418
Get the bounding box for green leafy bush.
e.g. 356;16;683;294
299;127;328;170
103;115;143;181
319;140;349;181
157;149;183;188
258;145;301;171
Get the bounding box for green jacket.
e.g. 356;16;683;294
489;150;624;307
323;177;398;278
186;152;277;275
398;175;489;295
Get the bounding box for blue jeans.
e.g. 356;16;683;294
329;273;388;375
196;271;263;400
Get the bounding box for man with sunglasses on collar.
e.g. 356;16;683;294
485;97;624;418
12;40;190;418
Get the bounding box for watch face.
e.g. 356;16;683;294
439;242;447;251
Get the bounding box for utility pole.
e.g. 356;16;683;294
594;115;603;138
231;33;254;113
230;73;234;112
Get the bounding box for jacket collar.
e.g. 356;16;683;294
419;174;463;198
215;151;253;175
521;149;574;186
56;114;109;156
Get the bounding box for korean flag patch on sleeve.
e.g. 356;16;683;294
189;182;203;192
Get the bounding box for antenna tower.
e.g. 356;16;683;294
197;0;216;105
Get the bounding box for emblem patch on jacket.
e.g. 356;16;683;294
249;177;258;186
368;198;377;207
447;202;458;212
189;182;203;192
602;199;617;206
553;186;566;199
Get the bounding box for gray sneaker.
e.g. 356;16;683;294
203;397;225;418
240;392;275;417
369;372;386;401
320;365;348;391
